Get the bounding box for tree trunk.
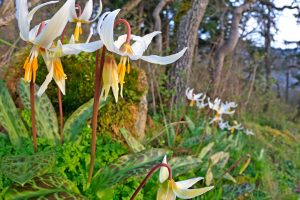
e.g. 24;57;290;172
153;0;172;52
211;0;255;96
168;0;209;106
119;0;143;17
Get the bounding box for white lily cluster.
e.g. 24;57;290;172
16;0;103;96
157;155;214;199
185;88;254;136
16;1;187;99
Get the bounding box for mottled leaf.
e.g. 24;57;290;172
3;174;86;200
198;142;215;159
222;183;255;199
0;80;28;147
205;167;213;186
0;152;56;185
185;115;195;131
120;128;145;153
91;148;169;190
169;156;203;177
18;79;59;144
63;98;108;142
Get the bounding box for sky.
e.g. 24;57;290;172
273;0;300;49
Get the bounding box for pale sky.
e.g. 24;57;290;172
273;0;300;48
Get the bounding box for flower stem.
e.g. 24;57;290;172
58;90;63;144
30;81;37;152
75;3;82;16
115;19;131;43
88;47;106;183
130;163;172;200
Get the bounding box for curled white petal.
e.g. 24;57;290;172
139;47;187;65
159;155;169;183
80;0;93;21
176;177;204;190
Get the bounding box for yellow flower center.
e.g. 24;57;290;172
189;100;195;107
118;43;134;97
74;22;83;42
23;51;39;83
53;58;67;81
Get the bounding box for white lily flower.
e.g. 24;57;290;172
208;98;237;123
185;88;205;107
37;38;103;96
16;0;75;83
157;155;214;200
97;9;187;101
69;0;102;41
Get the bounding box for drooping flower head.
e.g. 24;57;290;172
37;37;103;96
185;88;206;107
228;121;244;133
69;0;102;41
16;0;75;83
157;155;214;200
208;98;237;123
97;9;187;102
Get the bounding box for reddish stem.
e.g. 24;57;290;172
37;21;45;35
114;19;131;44
75;3;82;17
130;163;172;200
88;47;106;183
30;81;38;152
58;90;63;144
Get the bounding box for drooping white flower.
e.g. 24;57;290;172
157;155;214;200
69;0;102;41
16;0;75;82
218;120;229;130
228;121;244;133
185;88;205;107
37;38;103;96
97;9;187;101
208;98;237;123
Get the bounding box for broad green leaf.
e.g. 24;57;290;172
169;156;203;177
91;148;169;191
167;125;175;148
18;79;59;144
198;142;215;159
0;152;56;185
0;80;28;147
222;183;255;199
120;128;145;153
180;136;201;148
185;115;195;131
3;174;86;199
63;98;108;142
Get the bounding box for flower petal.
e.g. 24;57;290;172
99;9;121;54
37;57;54;96
80;0;93;21
159;155;169;183
62;40;103;55
130;31;161;59
175;177;204;189
34;0;75;48
68;0;77;21
157;181;176;200
89;0;103;22
173;184;214;199
28;1;58;22
16;0;29;41
140;47;187;65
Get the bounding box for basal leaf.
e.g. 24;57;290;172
18;79;59;144
0;152;56;185
91;148;169;191
0;80;28;147
185;115;195;131
63;98;108;142
169;156;203;177
120;128;145;153
3;174;86;200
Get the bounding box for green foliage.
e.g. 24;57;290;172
63;98;108;142
91;148;169;192
0;152;56;185
18;79;59;144
0;80;28;147
2;174;86;200
120;128;145;153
